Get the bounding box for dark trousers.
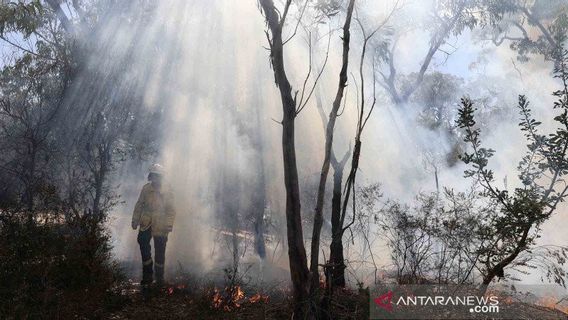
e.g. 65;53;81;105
137;228;168;283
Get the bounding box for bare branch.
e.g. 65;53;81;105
280;0;292;26
296;27;332;115
282;0;309;45
401;2;466;102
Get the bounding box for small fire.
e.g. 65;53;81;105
210;286;269;311
249;293;270;304
165;283;187;295
232;286;245;309
319;276;326;289
212;288;223;309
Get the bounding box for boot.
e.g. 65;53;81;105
141;259;154;286
155;263;165;287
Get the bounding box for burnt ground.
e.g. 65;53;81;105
101;280;568;320
103;280;367;320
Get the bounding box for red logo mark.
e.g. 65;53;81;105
374;291;393;312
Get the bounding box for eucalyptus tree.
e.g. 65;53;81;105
0;0;157;220
377;0;478;106
328;10;397;292
0;1;136;317
477;0;567;62
257;0;357;316
315;92;351;289
309;0;355;299
0;1;75;218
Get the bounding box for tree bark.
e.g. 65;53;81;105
479;225;531;295
309;0;356;296
92;143;110;218
259;1;309;317
315;92;351;291
251;89;267;260
254;148;267;259
24;141;38;223
328;154;350;288
320;152;350;320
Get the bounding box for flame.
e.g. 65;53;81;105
234;286;245;302
210;286;269;311
229;286;245;310
319;276;326;289
249;293;270;304
212;288;223;309
249;293;262;303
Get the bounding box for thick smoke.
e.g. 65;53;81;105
66;0;567;287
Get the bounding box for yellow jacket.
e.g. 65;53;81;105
132;183;176;236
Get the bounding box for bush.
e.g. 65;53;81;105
0;214;123;319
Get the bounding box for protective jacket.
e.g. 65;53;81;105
132;183;176;236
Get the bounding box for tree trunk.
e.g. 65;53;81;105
24;142;38;224
254;159;267;259
253;101;267;260
328;167;347;288
321;156;349;319
309;0;356;295
383;3;466;106
282;117;310;317
434;165;439;194
92;143;111;219
259;1;310;317
479;225;531;295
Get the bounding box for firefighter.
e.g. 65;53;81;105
131;163;176;286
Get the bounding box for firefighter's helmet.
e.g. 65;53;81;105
149;163;165;176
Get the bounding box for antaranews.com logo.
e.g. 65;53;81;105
370;285;501;319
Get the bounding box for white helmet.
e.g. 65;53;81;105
148;163;165;175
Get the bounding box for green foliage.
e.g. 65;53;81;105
414;72;464;130
455;48;568;285
0;1;45;37
0;1;161;317
476;0;568;61
456;97;498;189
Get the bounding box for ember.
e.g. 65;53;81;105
211;288;223;309
249;293;270;304
319;276;326;289
209;286;269;311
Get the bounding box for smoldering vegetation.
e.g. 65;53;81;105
1;0;568;319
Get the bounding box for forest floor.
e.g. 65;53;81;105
102;279;568;320
104;278;368;319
